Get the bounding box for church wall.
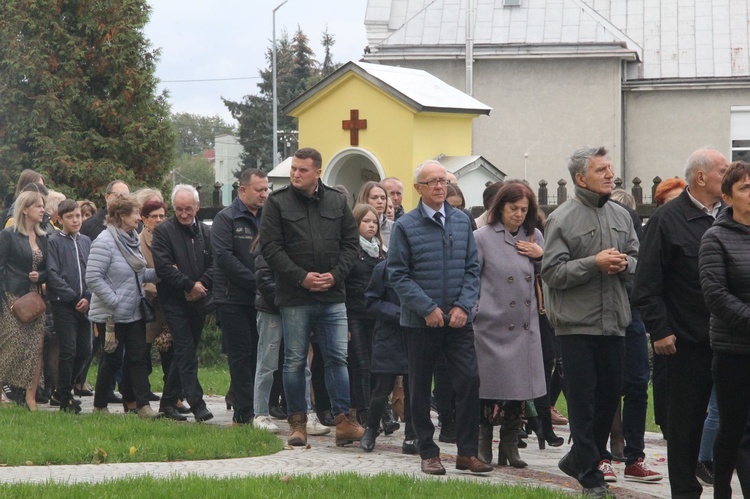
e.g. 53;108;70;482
624;88;750;195
381;58;624;200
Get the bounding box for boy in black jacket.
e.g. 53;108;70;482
47;200;92;414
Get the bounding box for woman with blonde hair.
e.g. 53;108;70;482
356;182;394;248
0;190;48;410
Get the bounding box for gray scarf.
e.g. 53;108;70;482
107;224;147;272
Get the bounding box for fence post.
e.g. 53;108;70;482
231;181;239;201
631;177;643;205
213;182;223;208
651;176;662;204
538;179;548;205
557;179;567;205
614;177;623;190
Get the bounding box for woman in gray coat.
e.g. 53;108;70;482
473;182;547;467
86;194;158;418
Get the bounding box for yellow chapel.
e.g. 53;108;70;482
281;61;501;209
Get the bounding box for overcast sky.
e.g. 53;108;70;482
144;0;369;123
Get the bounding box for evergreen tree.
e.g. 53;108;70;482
223;27;324;172
0;0;175;201
321;27;336;77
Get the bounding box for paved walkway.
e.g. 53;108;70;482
2;395;741;497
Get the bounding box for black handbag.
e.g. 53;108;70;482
133;269;156;323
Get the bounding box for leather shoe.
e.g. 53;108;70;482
402;439;419;455
438;432;457;444
161;406;188;421
176;404;191;414
558;452;579;479
148;392;160;402
73;385;93;397
421;456;446;475
193;405;214;422
107;392;123;404
360;427;377;452
456;455;493;473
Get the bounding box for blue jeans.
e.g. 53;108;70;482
253;311;313;416
699;386;718;462
280;302;350;417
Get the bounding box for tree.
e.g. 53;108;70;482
172;153;215;205
171;112;235;157
321;27;336;77
0;0;175;201
223;27;324;172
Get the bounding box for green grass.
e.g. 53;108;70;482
553;384;659;433
0;406;283;466
0;473;569;498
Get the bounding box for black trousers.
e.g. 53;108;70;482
664;341;713;499
712;352;750;499
217;303;259;424
407;325;479;460
347;316;373;414
433;353;456;432
367;373;415;440
311;339;330;413
160;301;207;410
93;320;150;408
651;346;669;433
559;334;624;489
51;302;92;402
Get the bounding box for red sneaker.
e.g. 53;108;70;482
624;458;664;482
598;459;617;482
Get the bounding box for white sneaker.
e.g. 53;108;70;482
253;414;280;433
307;412;331;435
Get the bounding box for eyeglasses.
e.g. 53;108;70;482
417;178;451;188
147;214;166;220
174;206;196;215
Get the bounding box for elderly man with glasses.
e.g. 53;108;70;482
387;160;490;476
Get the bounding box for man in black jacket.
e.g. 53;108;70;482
212;168;267;425
152;184;214;422
260;147;363;447
632;147;729;498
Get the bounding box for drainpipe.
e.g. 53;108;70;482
465;0;474;96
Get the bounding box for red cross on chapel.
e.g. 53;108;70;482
342;109;367;146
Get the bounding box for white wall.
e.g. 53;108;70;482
214;134;243;206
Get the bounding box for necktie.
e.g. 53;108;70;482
433;212;443;226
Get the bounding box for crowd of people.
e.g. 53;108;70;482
0;143;747;498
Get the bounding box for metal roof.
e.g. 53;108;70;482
283;60;492;115
365;0;750;79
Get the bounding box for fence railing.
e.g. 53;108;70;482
198;176;665;222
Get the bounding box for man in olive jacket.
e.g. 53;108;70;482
541;147;639;497
259;147;362;447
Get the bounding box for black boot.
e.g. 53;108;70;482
381;402;400;435
535;404;564;448
360;427;378;452
498;414;527;468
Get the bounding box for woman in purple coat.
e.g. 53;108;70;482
473;182;547;467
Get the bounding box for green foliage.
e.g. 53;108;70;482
0;406;282;466
0;474;570;498
0;0;175;201
171;112;235;157
223;26;337;172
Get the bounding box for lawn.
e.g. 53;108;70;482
0;405;282;466
0;473;570;498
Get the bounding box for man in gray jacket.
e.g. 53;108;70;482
541;147;639;497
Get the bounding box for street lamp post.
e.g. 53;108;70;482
272;0;288;169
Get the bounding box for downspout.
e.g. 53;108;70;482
465;0;474;96
621;59;628;188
